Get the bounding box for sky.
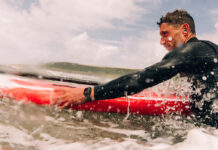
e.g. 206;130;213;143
0;0;218;69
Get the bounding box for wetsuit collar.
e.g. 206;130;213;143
187;37;198;43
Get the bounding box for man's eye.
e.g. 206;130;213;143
163;32;167;36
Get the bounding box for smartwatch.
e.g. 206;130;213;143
83;87;93;102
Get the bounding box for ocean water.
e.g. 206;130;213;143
0;63;218;150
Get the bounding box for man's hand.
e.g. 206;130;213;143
52;87;87;109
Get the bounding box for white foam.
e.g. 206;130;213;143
0;124;34;146
168;128;218;150
1;121;218;150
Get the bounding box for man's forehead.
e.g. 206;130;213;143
160;23;179;32
160;23;174;30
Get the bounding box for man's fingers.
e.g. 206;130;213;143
51;95;69;105
60;101;71;109
52;89;69;104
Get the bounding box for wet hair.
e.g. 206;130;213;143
157;9;196;34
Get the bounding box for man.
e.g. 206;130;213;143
53;10;218;127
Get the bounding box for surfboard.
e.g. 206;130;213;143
0;74;192;115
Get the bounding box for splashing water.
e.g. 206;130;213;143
0;64;218;150
1;97;218;150
123;92;131;121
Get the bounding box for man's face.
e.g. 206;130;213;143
160;23;185;51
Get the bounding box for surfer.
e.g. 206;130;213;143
53;9;218;127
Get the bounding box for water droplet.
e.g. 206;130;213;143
145;78;151;83
202;76;207;80
211;99;218;113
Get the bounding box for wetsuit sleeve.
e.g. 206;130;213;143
94;45;192;100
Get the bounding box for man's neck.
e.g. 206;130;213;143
184;34;196;43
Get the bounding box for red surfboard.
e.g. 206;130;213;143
0;74;192;115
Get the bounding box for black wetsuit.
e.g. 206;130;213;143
94;38;218;127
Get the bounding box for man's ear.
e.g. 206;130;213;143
182;23;190;36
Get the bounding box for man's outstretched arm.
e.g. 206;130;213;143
52;50;187;108
93;58;182;100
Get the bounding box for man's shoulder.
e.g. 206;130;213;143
198;40;218;49
185;39;218;52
